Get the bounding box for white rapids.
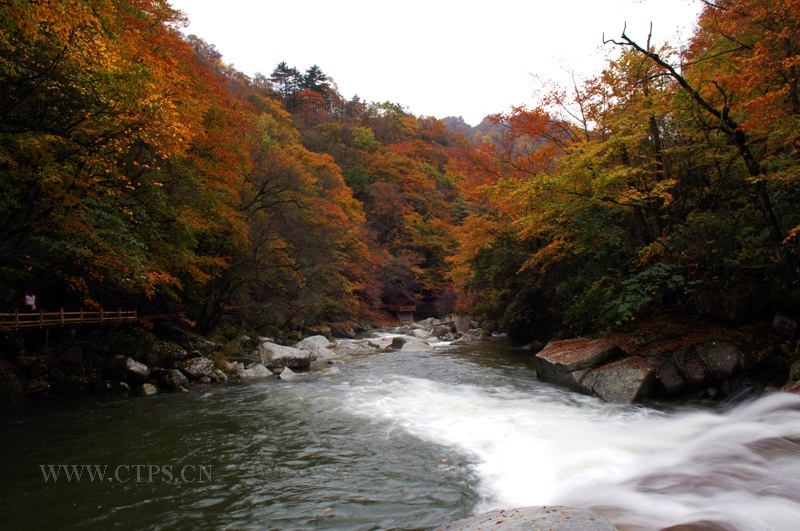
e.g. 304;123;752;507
343;360;800;531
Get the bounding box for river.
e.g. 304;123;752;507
2;330;800;530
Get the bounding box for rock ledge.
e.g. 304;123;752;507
435;506;616;531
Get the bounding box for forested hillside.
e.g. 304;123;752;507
0;0;465;336
450;0;800;340
1;0;799;342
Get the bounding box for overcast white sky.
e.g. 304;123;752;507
168;0;702;126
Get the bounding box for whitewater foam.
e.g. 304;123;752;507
343;372;800;530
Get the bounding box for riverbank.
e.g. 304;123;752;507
0;315;487;417
2;310;799;417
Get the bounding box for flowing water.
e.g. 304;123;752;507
2;331;800;530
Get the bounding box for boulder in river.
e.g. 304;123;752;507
696;341;742;379
535;338;621;393
429;324;456;340
367;338;394;350
410;328;432;340
534;338;663;403
136;383;159;396
256;341;316;370
210;369;228;383
533;315;786;402
435;505;616;531
583;357;655;403
391;336;430;351
295;335;336;359
278;366;299;381
451;334;475;346
240;363;272;379
453;315;473;333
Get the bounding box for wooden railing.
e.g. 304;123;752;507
0;308;138;330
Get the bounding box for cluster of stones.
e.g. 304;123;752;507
13;337;228;398
8;314;485;403
231;316;489;376
221;335;340;382
387;316;497;349
533;313;800;403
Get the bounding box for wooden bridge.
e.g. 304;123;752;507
0;308;139;331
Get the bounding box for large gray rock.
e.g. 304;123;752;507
330;324;356;338
367;338;394;350
153;368;189;390
435;506;616;530
646;357;686;395
257;341;316;370
535;339;658;403
697;341;742;380
178;357;215;380
106;356;150;386
223;360;245;377
136;383;159;396
240;363;272;379
182;336;220;357
210;369;228;383
683;356;709;388
429;324;455;340
644;342;741;397
410;328;432;340
296;335;330;350
451;334;475;345
453;315;472;333
535;338;621;392
144;341;188;369
391;336;430;351
295;335;336;359
584;357;655;403
277;366;298;381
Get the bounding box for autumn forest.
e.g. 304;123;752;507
2;0;800;342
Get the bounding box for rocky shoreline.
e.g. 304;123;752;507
0;316;489;416
2;311;799;416
532;312;800;403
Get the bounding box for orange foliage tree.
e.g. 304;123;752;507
452;0;800;339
